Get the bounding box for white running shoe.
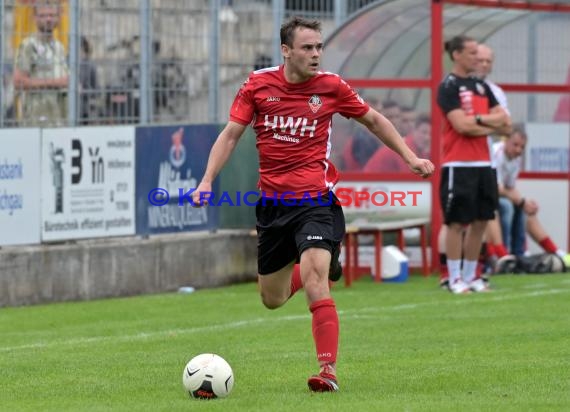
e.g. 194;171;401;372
449;279;471;294
469;278;491;293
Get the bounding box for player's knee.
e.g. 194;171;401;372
302;273;329;298
302;275;322;291
259;291;286;310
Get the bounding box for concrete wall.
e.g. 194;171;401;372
0;230;257;307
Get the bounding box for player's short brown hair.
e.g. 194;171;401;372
280;17;321;48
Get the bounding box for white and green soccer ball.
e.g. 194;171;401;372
182;353;234;399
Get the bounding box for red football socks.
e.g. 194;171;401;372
289;265;334;297
496;244;509;258
540;237;558;254
289;264;303;298
488;243;509;258
309;298;339;365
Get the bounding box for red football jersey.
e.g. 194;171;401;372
230;65;369;197
437;74;499;164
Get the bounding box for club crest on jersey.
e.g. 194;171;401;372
476;82;486;95
308;95;322;113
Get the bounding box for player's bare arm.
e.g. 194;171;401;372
193;121;247;205
356;108;434;178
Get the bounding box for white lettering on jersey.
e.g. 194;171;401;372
300;118;318;137
264;115;318;138
459;86;474;115
264;115;278;130
279;116;303;134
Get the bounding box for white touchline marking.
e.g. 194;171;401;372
0;316;306;353
522;283;548;289
1;288;569;353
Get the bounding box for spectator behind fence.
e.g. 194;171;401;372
363;113;431;173
487;127;569;261
2;63;16;123
79;36;99;125
192;16;434;392
13;2;68;127
437;35;512;294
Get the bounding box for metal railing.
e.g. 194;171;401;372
0;0;379;128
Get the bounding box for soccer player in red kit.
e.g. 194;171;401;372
193;17;434;392
437;35;511;294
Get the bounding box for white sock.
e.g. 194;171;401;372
462;260;478;283
447;260;461;284
556;249;567;258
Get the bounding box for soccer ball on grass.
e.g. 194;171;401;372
182;353;234;399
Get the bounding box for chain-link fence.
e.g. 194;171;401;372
0;0;379;128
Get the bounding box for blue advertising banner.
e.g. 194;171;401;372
136;125;219;235
0;128;41;246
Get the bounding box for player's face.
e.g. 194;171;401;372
505;133;526;159
284;28;323;80
476;45;494;79
35;6;60;34
455;40;479;74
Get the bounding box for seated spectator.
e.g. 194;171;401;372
380;99;402;134
487;126;568;260
341;95;384;171
363;113;430;173
399;105;417;137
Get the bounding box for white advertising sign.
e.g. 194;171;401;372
41;126;135;241
0;129;41;245
524;123;569;172
336;180;431;225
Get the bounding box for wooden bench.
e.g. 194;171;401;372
343;217;430;287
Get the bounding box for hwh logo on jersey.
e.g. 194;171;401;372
263;115;318;138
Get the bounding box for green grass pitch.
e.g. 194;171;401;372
1;274;570;411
